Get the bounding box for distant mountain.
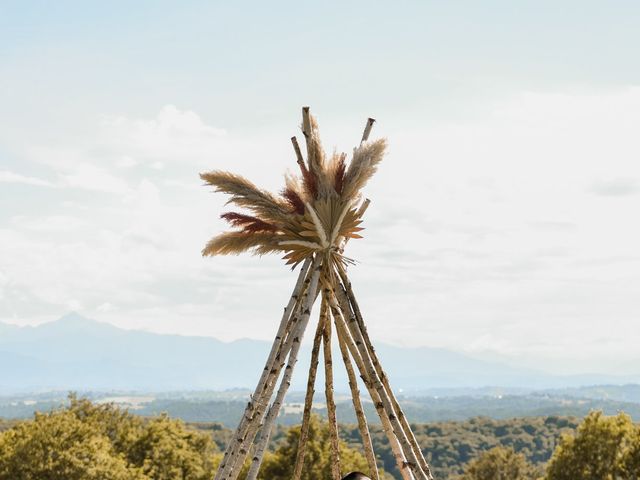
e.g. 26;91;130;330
1;313;638;394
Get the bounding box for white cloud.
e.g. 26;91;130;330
0;170;55;187
12;105;230;196
116;155;138;168
96;302;114;313
59;164;131;194
99;105;227;165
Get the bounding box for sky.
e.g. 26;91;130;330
1;0;640;375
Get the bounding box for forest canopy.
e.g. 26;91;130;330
1;397;639;479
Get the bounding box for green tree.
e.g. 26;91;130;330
459;445;538;480
0;395;216;480
619;426;640;480
545;410;634;480
131;414;216;480
258;414;372;480
0;407;144;480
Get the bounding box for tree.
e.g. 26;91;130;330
459;445;538;480
545;410;635;480
0;395;216;480
257;414;372;480
0;406;144;480
619;426;640;480
130;414;217;480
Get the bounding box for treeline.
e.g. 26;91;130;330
0;395;370;480
192;415;579;479
3;393;640;425
96;394;640;426
1;397;640;479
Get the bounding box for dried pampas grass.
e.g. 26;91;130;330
201;108;385;269
341;139;387;202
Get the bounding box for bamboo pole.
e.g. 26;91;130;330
246;302;322;480
331;308;380;480
244;291;306;475
361;118;376;143
322;295;341;480
331;277;428;480
336;265;434;480
328;292;413;480
292;303;327;480
291;136;305;169
356;198;371;219
302;106;312;139
219;256;323;480
218;305;302;480
214;257;312;480
245;355;296;480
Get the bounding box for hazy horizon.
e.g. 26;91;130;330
2;311;639;381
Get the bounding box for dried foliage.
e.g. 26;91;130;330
201;108;386;269
341;139;387;202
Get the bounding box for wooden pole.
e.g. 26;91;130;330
331;277;429;480
291;136;305;169
292;304;327;480
356;198;371;219
219;256;323;480
246;293;327;480
214;257;312;480
302;106;312;139
322;294;341;480
329;292;413;480
361;118;376;143
331;308;380;480
336;265;434;480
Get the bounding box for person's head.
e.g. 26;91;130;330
341;473;371;480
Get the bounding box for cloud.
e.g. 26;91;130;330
99;105;227;165
0;169;55;187
59;164;131;194
529;221;576;231
14;105;229;196
589;177;640;196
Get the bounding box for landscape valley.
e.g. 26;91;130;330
2;313;639;425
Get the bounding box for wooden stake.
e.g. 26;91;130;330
356;198;371;219
219;256;323;480
322;295;341;480
292;304;327;480
361;118;376;143
332;276;429;480
331;308;380;480
329;292;413;480
246;294;326;480
336;265;434;480
291;136;305;168
214;257;312;480
302;106;312;139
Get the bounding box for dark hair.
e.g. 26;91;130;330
341;473;371;480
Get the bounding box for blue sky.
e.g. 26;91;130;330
1;1;640;375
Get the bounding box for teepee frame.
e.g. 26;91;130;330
202;108;434;480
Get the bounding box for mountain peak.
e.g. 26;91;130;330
57;311;89;325
41;312;119;334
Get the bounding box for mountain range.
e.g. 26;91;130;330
1;313;638;394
